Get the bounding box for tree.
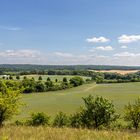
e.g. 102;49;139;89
0;82;21;126
81;95;119;129
47;77;51;81
38;76;42;81
124;98;140;130
16;75;20;80
69;76;84;87
63;77;68;83
35;81;45;92
55;79;58;83
9;75;13;80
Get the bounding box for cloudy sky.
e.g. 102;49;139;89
1;0;140;65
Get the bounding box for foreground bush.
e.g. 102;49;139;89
0;81;21;127
124;98;140;130
27;112;50;126
80;95;119;129
69;112;82;128
53;112;69;127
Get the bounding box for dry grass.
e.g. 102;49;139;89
0;126;140;140
94;70;139;75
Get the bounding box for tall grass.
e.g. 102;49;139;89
0;126;139;140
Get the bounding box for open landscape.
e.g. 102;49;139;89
1;0;140;139
19;82;140;119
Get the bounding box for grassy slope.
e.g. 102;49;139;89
0;126;140;140
19;82;140;119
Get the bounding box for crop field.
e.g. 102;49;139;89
94;70;139;75
17;82;140;120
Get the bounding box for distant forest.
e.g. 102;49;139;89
0;64;140;72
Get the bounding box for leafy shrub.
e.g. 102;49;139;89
80;95;119;129
15;120;25;126
124;98;140;130
53;112;69;127
70;76;84;87
27;112;50;126
0;89;21;127
38;76;42;81
69;112;82;128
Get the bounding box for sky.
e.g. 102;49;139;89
1;0;140;65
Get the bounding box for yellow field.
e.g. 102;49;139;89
94;70;139;75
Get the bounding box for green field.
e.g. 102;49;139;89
18;82;140;120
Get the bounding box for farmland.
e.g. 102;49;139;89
94;70;139;75
18;82;140;120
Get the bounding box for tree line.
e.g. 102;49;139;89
0;76;87;93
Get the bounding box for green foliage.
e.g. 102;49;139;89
63;77;68;83
35;81;45;92
70;76;84;87
55;79;58;83
80;95;119;129
53;112;69;127
47;77;51;81
16;75;20;80
124;98;140;130
22;78;36;93
38;76;42;81
0;86;21;126
9;75;13;80
27;112;50;126
69;112;82;128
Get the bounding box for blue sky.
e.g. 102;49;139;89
1;0;140;65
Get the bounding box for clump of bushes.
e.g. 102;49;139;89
53;112;69;127
124;98;140;130
27;112;50;126
15;95;119;130
13;95;140;131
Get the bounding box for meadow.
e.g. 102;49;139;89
18;82;140;120
0;126;140;140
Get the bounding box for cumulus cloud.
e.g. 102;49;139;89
86;36;110;43
114;52;140;57
121;45;128;49
0;49;40;58
118;34;140;43
53;52;74;58
89;46;114;52
95;46;114;51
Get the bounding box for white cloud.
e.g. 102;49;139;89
0;25;22;31
121;45;128;49
89;46;114;52
114;52;140;57
118;34;140;43
54;52;74;58
95;46;114;51
0;49;40;58
86;36;110;43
